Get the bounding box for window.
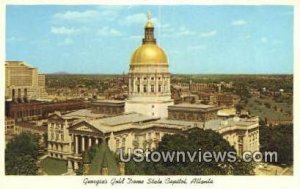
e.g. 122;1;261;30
151;85;154;92
158;85;161;92
151;77;154;80
143;85;147;93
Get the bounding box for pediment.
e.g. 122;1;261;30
69;121;102;134
48;114;64;121
76;125;95;132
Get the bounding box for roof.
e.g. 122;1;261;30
89;113;159;127
70;113;185;133
62;109;105;119
92;100;125;104
131;44;168;65
156;119;200;127
217;108;236;117
168;103;221;112
5;61;35;68
205;117;259;131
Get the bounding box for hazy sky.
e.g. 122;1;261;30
6;5;293;74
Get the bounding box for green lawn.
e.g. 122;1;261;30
40;157;67;175
244;97;292;121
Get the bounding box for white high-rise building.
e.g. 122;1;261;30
125;15;173;118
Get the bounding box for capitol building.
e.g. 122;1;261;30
6;14;259;175
44;16;260;174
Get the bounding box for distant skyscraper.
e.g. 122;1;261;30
125;14;173;118
5;61;48;101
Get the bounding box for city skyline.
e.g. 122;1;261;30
6;5;294;74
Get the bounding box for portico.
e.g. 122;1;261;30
67;121;107;171
72;134;103;155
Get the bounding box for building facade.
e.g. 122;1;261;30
47;113;73;159
90;100;125;115
168;104;221;122
5;99;85;122
216;117;260;155
5;61;48;101
66;112;188;171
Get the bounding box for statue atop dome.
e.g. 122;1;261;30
145;11;154;29
147;11;152;21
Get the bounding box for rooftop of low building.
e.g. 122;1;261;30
168;103;221;111
62;109;105;119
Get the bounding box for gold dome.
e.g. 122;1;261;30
131;44;168;65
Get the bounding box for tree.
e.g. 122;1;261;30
5;133;40;175
259;124;293;165
125;128;254;175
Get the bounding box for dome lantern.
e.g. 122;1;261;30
130;12;168;65
143;12;156;44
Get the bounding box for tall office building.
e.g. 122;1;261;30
5;61;48;101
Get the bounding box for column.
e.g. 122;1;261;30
88;137;92;147
75;135;78;155
168;77;171;92
69;135;73;153
155;75;158;93
74;161;79;170
133;78;135;93
139;83;142;93
95;138;99;145
81;136;85;152
67;160;73;171
129;78;132;93
147;77;151;94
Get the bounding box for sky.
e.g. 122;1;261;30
6;5;294;74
